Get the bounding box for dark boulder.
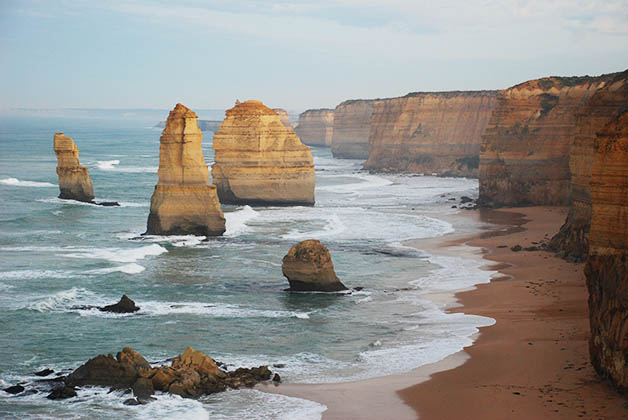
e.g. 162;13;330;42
100;295;140;313
65;354;137;388
34;368;54;377
4;385;25;394
47;386;77;400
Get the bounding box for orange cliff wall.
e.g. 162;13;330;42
331;100;376;159
363;91;498;176
295;109;334;147
479;75;612;207
585;111;628;391
550;70;628;261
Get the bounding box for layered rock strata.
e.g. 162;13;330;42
295;109;334;146
363;91;498;176
211;100;315;206
585;111;628;391
146;104;225;236
550;70;628;261
273;108;292;128
282;240;347;292
479;75;614;206
331;100;374;159
53;132;95;202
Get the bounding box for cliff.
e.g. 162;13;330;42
331;100;375;159
585;111;628;391
363;91;498;176
146;103;225;236
273;108;292;128
550;70;628;261
479;74;614;206
211;100;315;206
53;132;95;202
294;109;334;147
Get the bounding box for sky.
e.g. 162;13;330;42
1;0;627;112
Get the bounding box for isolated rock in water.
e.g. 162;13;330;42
146;103;226;236
100;295;140;313
34;368;54;377
47;386;77;400
212;100;315;206
295;109;334;147
272;108;292;128
53;132;95;202
4;385;25;394
585;111;628;391
282;240;347;292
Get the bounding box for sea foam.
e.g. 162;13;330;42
0;177;56;187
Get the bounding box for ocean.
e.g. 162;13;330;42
0;115;495;419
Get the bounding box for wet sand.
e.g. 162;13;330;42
262;207;627;419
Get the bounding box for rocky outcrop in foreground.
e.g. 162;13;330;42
550;70;628;261
212;100;315;206
363;91;498;176
585;111;628;391
53;132;95;202
24;347;278;404
331;99;375;159
146;103;225;236
479;74;615;207
295;109;334;146
282;240;347;292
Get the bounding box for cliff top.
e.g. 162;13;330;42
225;100;278;117
168;103;198;119
508;72;621;92
301;108;335;114
338;90;499;107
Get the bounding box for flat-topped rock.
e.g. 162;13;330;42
282;240;347;292
53;132;95;202
146;103;225;236
295;109;334;147
211;100;315;206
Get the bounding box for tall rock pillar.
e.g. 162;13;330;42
53;132;95;202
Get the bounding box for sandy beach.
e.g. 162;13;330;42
263;206;628;419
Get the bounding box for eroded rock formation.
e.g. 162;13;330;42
331;100;375;159
295;109;335;146
211;100;315;206
363;91;498;176
273;108;292;128
53;132;95;202
146;103;225;236
282;240;347;292
550;70;628;261
585;111;628;391
479;74;614;207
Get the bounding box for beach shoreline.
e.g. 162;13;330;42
262;206;627;419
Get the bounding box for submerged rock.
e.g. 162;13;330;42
34;368;54;377
46;386;77;400
100;295;140;313
282;240;348;292
4;385;25;395
146;103;225;236
53;132;95;202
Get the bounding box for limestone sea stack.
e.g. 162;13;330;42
211;100;315;206
295;109;335;147
550;70;628;261
273;108;292;128
282;240;347;292
146;103;225;236
585;111;628;391
363;91;498;176
53;133;95;202
479;74;614;207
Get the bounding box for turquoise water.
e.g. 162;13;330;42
0;115;494;419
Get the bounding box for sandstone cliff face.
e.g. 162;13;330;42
331;100;375;159
550;71;628;261
53;132;95;202
272;108;292;129
211;100;315;206
295;109;334;147
363;91;498;176
146;103;225;236
479;75;613;206
585;111;628;391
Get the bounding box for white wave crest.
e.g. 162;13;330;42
87;263;145;274
63;244;167;263
0;177;56;187
96;159;156;173
225;205;259;236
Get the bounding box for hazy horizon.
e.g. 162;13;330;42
1;0;627;111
